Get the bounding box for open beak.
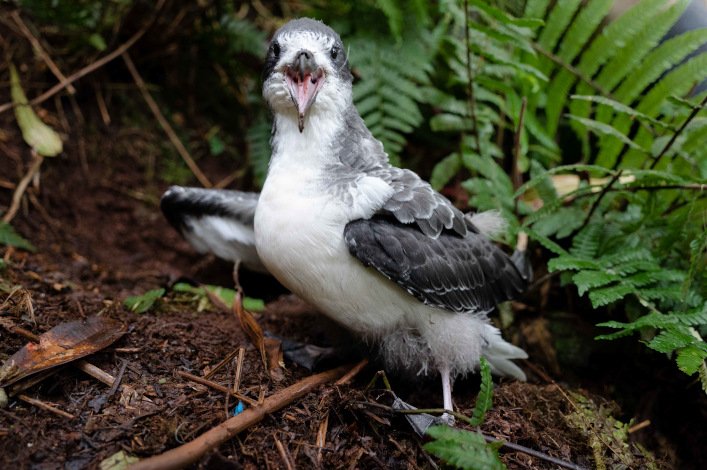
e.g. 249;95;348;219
285;50;325;132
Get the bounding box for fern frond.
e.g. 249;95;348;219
589;284;635;307
524;0;551;19
570;223;602;259
430;153;462;190
566;114;648;153
524;227;568;256
543;0;613;134
245;115;271;188
573;270;621;296
470;357;493;426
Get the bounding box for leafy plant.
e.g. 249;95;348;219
124;288;165;313
0;221;36;252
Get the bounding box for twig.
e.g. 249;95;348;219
130;365;349;470
650;93;707;169
10;11;76;94
567;170;623;239
233;347;245;393
275;436;295;470
463;0;482;156
204;348;240;380
628;419;650;434
176;370;258;407
18;394;75;419
106;360;128;398
0;0;166;115
121;52;212;188
2;152;43;223
316;412;329;465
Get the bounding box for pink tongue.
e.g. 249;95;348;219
289;75;318;115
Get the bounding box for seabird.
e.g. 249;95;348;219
254;18;529;420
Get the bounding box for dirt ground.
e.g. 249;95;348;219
0;85;704;469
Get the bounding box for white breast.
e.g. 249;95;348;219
253;128;414;334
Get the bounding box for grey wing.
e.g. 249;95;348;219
160;186;266;272
344;216;527;313
371;167;467;238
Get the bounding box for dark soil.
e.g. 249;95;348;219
0;67;702;470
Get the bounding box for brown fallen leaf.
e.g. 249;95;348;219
0;316;126;387
233;287;268;372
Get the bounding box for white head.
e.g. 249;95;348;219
262;18;353;133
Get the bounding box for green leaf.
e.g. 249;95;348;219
648;327;696;354
424;426;506;470
676;345;707;375
0;222;36;252
471;357;493;426
430;153;462;190
10;64;63;157
172;283;265;312
565;114;648;153
124;288;165;314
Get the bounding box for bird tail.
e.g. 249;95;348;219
482;324;528;381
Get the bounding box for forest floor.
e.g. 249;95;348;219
0;91;703;470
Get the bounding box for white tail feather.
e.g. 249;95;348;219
482;324;528;381
466;210;508;238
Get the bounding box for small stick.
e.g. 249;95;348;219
2;152;43;224
274;436;295;470
628;419;650;434
316;412;329;466
10;11;76;94
233;347;245;393
18;394;75;419
176;370;257;407
204;348;240;380
76;360;116;387
130;365;348;470
121;52;212;188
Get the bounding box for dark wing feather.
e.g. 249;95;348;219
160;186;259;231
344;216;527;313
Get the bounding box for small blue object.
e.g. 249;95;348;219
233;401;245;416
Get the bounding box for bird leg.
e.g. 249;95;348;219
440;365;455;425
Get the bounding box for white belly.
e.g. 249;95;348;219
254;164;414;335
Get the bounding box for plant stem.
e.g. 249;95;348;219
650;93;707;169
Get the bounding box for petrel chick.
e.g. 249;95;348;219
255;18;529;422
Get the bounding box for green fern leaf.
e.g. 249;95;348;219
524;227;568;256
0;222;36;252
571;95;674;131
572;270;621;296
424;426;505;470
524;0;551;19
548;256;600;272
536;0;582;61
596;28;707;166
648;327;696;354
571;223;603;259
246;115;272;188
589;284;635;307
471;357;493;426
543;0;613;134
431;153;462;190
566;114;648;153
676;345;707;375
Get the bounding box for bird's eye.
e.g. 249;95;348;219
272;42;280;57
330;46;339;60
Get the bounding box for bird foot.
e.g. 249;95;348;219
440;412;455;426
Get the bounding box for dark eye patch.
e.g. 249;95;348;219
330;46;339;60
